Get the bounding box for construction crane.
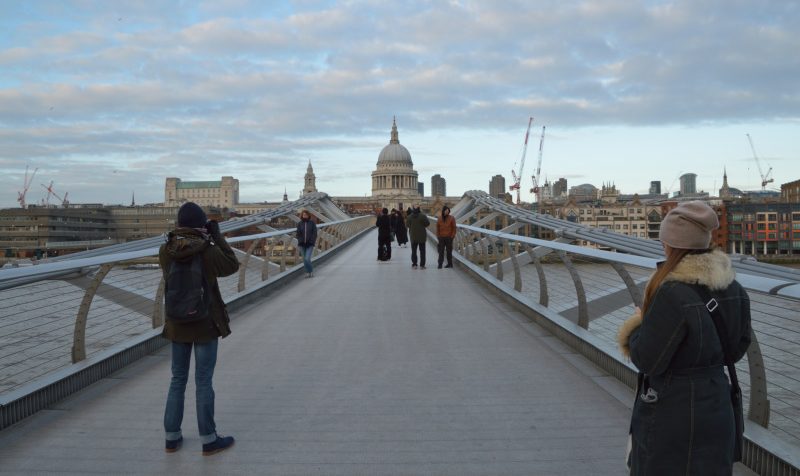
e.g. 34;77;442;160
509;116;534;204
16;165;38;209
746;133;774;190
41;181;70;207
665;171;683;197
529;125;546;202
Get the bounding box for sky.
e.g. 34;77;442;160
1;0;798;208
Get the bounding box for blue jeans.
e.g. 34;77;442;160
299;245;314;273
164;339;218;444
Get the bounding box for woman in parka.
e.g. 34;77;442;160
618;201;751;475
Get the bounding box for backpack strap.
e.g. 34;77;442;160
695;286;740;389
695;285;745;461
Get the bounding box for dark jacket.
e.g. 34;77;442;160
159;228;240;343
296;219;318;248
618;249;751;475
405;210;430;243
376;213;392;240
394;213;408;243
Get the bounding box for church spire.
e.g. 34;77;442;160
390;116;399;144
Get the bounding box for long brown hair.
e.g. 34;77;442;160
641;247;695;314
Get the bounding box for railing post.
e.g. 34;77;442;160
524;244;549;307
495;238;504;281
746;330;771;427
72;263;114;363
506;239;522;292
610;262;643;308
279;238;288;272
263;239;276;280
557;250;588;329
480;236;490;272
238;238;264;292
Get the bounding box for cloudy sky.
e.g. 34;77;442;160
1;0;798;208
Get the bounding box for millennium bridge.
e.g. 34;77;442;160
0;191;798;475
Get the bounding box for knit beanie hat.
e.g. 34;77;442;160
177;202;207;228
659;201;719;250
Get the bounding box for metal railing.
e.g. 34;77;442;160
429;217;800;475
0;215;373;428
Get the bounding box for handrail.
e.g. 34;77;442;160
0;216;366;288
455;222;800;300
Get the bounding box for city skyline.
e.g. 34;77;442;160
1;1;798;208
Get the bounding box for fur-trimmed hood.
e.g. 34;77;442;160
617;249;735;357
662;248;735;291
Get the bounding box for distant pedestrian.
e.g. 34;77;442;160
406;205;430;269
394;209;409;247
436;206;456;269
376;208;392;261
296;210;318;278
618;201;751;475
389;208;398;244
159;202;239;456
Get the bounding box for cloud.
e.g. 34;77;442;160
0;1;797;207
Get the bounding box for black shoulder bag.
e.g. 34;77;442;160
697;287;745;462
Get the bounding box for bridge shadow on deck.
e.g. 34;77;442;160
0;231;636;475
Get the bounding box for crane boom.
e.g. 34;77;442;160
509;116;534;204
17;166;38;209
529;126;546;202
746;133;773;190
41;181;69;207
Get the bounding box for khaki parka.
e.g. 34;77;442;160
159;228;239;343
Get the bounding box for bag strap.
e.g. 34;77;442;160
695;286;740;391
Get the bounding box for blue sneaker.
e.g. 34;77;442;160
165;437;182;453
202;435;235;456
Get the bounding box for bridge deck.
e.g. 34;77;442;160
0;232;659;474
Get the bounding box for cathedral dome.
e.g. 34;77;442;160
377;118;413;166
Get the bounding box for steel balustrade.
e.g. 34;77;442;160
0;215;373;394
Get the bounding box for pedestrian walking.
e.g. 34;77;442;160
436;206;456;269
389;208;398;244
405;205;430;269
394;209;409;247
296;210;318;278
618;201;751;475
159;202;239;456
376;207;392;261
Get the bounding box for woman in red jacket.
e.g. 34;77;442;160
436;206;457;269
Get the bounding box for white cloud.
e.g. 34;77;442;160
0;1;797;207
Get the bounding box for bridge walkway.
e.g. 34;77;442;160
0;231;645;475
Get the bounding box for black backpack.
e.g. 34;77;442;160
165;251;211;323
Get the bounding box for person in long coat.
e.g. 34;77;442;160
618;201;751;475
394;209;409;247
375;208;392;260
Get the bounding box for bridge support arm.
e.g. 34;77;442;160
72;263;114;363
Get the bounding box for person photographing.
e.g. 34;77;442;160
159;202;239;456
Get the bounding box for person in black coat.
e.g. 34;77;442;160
375;208;392;260
393;209;408;247
618;201;751;475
